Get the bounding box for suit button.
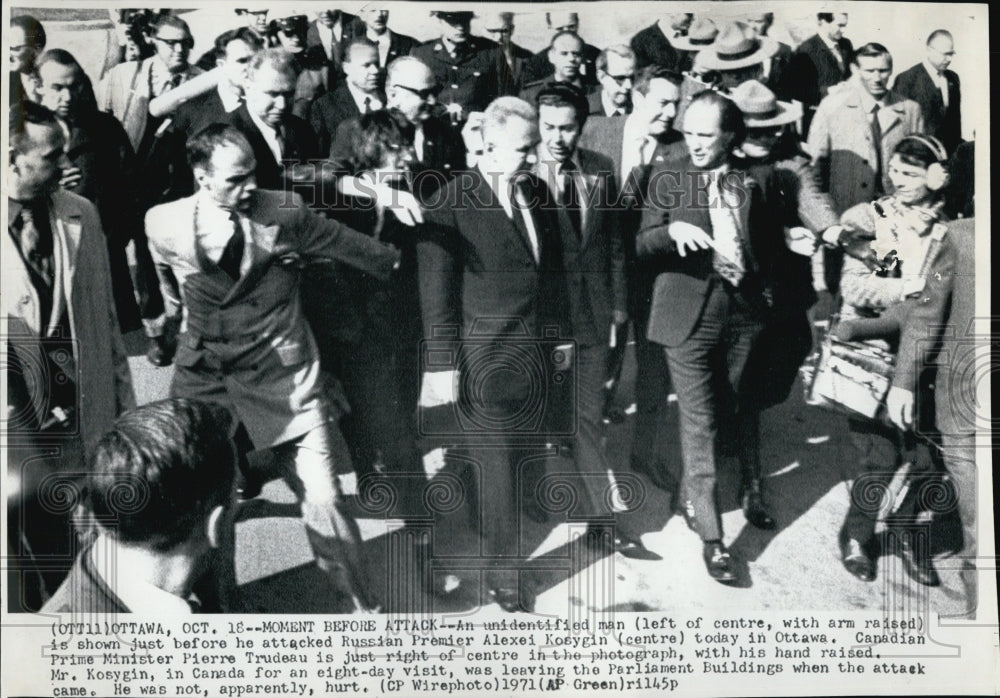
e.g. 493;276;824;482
861;182;868;188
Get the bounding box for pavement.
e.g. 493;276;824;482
123;328;976;619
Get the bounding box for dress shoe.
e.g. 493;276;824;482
146;335;174;367
702;541;738;584
742;490;776;530
894;532;940;587
490;585;535;613
584;524;662;561
236;476;263;501
839;536;876;582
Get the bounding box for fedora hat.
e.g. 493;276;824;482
432;10;476;23
729;80;802;127
695;21;778;71
673;18;719;52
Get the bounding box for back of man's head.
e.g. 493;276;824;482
9;100;59;156
87;399;237;552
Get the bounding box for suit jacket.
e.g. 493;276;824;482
765;41;794;98
636;156;787;347
536;148;626;348
223;105;319;191
587;88;630;117
410;36;503;115
309;84;369;157
40;543;129;614
783;34;854;109
417;168;570;403
521;43;601;87
2;190;135;454
305;14;360;84
145;190;399;447
630;23;681;71
170;88;229;137
577;115;628;184
893;62;962;154
807;81;924;213
355;29;417;70
494;42;535;96
933;217;974;434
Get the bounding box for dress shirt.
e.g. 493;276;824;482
414;123;426;162
367;29;392;67
620;114;655;184
347;83;383;113
317;20;344;62
195;199;251;276
819;33;846;71
218;83;242;113
536;144;587;228
247;109;284;165
481;162;540;264
856;88;890;133
90;535;193;615
922;59;949;108
702;165;745;284
601;90;627;117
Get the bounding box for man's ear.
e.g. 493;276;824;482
206;505;226;550
9;147;19;172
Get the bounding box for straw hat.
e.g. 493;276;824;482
673;18;719;52
694;21;778;71
729;80;802;127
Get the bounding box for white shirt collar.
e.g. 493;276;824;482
217;83;242;113
923;58;944;81
347;83;382;113
90;535;193;615
247;109;283;163
601;90;624;117
819;32;841;53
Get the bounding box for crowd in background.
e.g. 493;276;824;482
5;5;978;616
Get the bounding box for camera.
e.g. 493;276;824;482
419;318;577;438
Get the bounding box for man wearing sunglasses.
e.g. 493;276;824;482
591;45;637;117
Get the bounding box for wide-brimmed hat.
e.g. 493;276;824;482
431;10;475;23
695;21;778;71
673;18;719;52
729;80;802;127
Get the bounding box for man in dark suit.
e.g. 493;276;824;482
417;97;569;612
520;32;591;105
353;7;416;72
589;45;636;117
225;49;319;191
521;11;601;88
146;125;400;611
629;13;692;72
42;400;239;614
893;30;962;154
305;7;359;88
410;10;502;127
744;12;793;97
309;39;385;156
637;91;786;584
533;85;659;561
9;14;45;107
483;11;534;97
782;12;853;135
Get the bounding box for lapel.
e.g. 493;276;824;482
225;213;280;301
48;193;82;336
475;170;538;266
881;93;905;135
575;153;599;246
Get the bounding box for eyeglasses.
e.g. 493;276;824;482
393;83;442;100
154;35;193;50
605;72;635;85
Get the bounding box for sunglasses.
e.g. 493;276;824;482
605;72;635;85
393;83;442;100
154;35;194;50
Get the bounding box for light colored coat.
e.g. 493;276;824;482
145;190;399;447
807;79;924;213
2;190;136;454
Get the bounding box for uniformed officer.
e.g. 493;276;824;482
409;10;503;126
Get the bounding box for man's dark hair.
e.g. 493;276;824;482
35;47;83;74
11;15;47;50
687;89;747;147
633;64;682;97
186;123;253;171
536;83;589;128
853;42;891;64
215;26;265;54
9;100;59;154
87;399;237;552
351;108;414;171
548;30;583;50
817;12;844;23
927;29;953;45
151;13;193;43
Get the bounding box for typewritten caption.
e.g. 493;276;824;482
40;614;938;697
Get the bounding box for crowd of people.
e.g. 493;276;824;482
5;6;978;616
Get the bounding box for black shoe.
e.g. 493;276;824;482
839;535;876;582
702;541;738;584
582;524;661;560
146;335;174;367
236;476;263;501
742;489;776;530
614;531;663;561
895;532;940;587
490;585;535;613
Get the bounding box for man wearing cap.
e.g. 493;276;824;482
521;12;601;88
305;8;360;88
483;11;535;97
410;11;503;127
782;12;853;135
807;42;923;291
629;13;693;72
744;13;792;95
892;30;962;155
309;39;385;156
590;45;637;117
637;90;787;584
520;31;591;105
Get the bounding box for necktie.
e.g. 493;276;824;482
705;174;745;287
834;43;847;75
218;212;245;281
560;161;581;238
511;180;541;264
870;104;885;196
363;96;372;114
13;203;54;290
